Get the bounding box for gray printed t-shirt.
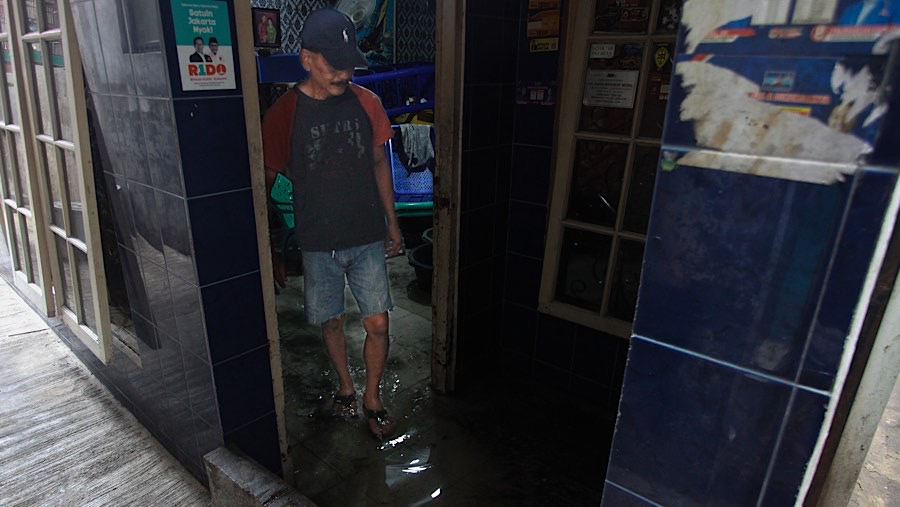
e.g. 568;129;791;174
288;89;385;251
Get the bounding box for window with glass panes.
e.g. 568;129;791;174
0;0;53;313
0;0;113;361
539;0;680;337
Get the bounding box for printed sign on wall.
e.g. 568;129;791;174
171;0;236;91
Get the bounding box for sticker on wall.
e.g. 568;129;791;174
516;81;558;106
594;0;651;33
590;43;616;59
171;0;236;92
528;0;560;8
530;37;559;52
527;8;560;38
583;69;639;108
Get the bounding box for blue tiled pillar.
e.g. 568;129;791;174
70;0;280;479
602;7;900;506
604;166;896;505
157;0;280;474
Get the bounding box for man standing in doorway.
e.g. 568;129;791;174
261;8;400;439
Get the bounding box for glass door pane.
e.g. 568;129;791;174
61;146;83;240
24;209;40;285
556;228;613;311
580;42;644;135
53;233;72;306
608;239;644;321
3;41;21;125
41;0;57;30
637;42;673;139
0;132;15;199
656;0;681;33
0;0;8;33
39;141;61;225
21;0;36;34
622;145;659;234
567;139;628;227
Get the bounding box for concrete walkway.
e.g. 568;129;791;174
0;279;211;506
850;372;900;506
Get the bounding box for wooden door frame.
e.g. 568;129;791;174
233;0;294;481
240;0;466;479
431;0;464;393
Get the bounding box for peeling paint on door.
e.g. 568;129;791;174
676;60;871;171
675;149;857;184
830;63;886;130
681;0;758;53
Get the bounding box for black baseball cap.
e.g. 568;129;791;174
300;8;368;70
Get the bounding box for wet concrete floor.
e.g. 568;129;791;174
276;255;615;506
849;372;900;506
0;279;210;506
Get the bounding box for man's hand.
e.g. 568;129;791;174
271;245;287;288
385;222;402;257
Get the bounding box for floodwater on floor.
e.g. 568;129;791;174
276;255;614;506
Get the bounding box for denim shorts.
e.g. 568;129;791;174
302;241;393;324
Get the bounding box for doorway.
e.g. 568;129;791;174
240;1;620;504
242;0;449;493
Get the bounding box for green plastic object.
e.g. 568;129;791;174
395;201;432;217
270;172;295;229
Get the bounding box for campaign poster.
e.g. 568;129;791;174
171;0;236;91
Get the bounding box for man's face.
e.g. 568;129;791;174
194;39;203;52
210;42;218;54
302;50;353;99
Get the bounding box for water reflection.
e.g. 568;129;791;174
278;259;612;505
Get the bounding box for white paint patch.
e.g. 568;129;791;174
676;150;856;184
677;61;871;169
874;28;900;54
681;0;757;53
830;64;883;130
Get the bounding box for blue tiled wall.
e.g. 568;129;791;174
601;8;900;505
487;3;629;411
66;0;280;481
604;163;897;505
454;0;520;383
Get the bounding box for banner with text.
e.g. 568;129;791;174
171;0;235;91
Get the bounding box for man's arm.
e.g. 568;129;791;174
372;145;402;256
261;91;295;194
264;166;280;195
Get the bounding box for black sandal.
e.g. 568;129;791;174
363;404;395;439
332;392;358;419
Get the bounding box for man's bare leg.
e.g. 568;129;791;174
322;315;357;416
362;311;394;436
